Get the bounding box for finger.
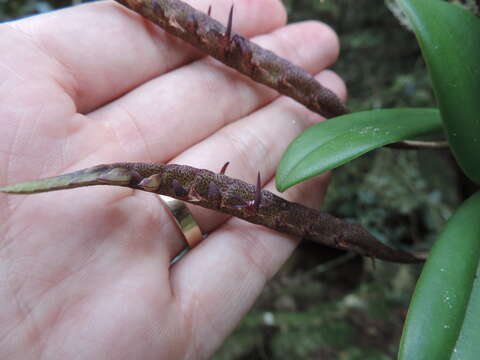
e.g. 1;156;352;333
6;0;286;113
169;173;329;359
86;21;340;163
171;69;346;232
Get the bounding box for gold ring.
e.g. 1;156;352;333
159;195;203;248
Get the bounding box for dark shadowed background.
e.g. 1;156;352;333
1;1;468;358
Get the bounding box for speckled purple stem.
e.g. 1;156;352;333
113;0;349;119
0;162;425;263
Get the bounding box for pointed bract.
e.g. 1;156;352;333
97;168;132;185
225;4;234;41
188;186;204;202
138;174;162;192
219;161;230;175
253;171;262;212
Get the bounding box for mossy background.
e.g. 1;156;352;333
1;1;471;358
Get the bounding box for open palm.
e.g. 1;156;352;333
0;1;345;359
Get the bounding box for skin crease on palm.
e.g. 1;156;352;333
0;0;346;359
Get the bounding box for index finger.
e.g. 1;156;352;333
6;0;287;113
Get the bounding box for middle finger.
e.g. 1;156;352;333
86;21;340;164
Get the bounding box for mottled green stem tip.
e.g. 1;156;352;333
0;165;123;194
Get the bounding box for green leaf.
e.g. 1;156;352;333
275;108;441;192
398;0;480;184
399;191;480;360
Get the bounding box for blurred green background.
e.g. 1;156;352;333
1;1;473;358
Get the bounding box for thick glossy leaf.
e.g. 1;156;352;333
276;108;441;192
399;191;480;360
398;0;480;183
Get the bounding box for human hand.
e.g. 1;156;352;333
0;1;345;359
